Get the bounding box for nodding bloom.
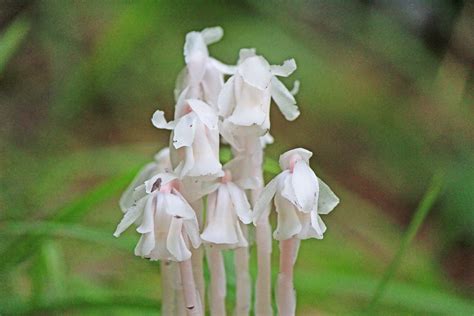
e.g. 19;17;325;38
253;148;339;240
114;172;201;262
174;26;235;115
201;158;254;248
152;99;223;179
218;48;300;149
119;147;171;213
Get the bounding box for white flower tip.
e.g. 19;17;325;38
113;231;120;238
201;26;224;45
279;148;313;170
290;80;300;95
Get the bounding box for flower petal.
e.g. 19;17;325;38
310;211;327;239
238;48;257;63
187;99;218;130
291;160;319;213
209;57;236;75
136;195;155;233
317;178;340;214
119;162;157;212
167;217;192;261
227;182;252;224
134;233;155;257
172;113;197;149
114;196;147;237
144;173;177;194
151;110;176;130
253;172;286;225
238;56;272;90
273;192;302;240
163;191;195;219
217;76;236;118
270;58;296;77
270;77;300;121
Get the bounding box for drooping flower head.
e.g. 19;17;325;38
114;172;201;262
218;49;300;150
175;27;235;116
200;158;255;248
152;99;223;179
253;148;339;240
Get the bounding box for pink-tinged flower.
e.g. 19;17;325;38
174;27;235;115
152;99;223;179
201;158;254;248
114;172;201;262
119;147;171;213
253;148;339;240
218;49;300;146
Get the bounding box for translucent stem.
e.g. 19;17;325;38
206;246;226;315
190;199;206;313
179;259;203;316
277;238;300;316
252;147;273;316
161;260;176;315
234;224;251;316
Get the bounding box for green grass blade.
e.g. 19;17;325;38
0;165;141;273
366;171;445;312
0;221;136;251
0;16;29;74
0;295;160;314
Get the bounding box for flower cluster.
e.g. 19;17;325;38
114;26;339;316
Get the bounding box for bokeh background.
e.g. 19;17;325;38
1;0;473;314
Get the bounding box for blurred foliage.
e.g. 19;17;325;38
0;0;473;314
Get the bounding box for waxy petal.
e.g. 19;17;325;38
271;77;300;121
270;58;297;77
292;160;319;213
172;113;197;149
151;110;176;130
317;178;340;214
238;56;272;90
253;172;287;224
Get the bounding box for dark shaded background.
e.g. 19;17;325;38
0;0;473;314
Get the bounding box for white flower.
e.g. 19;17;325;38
114;172;201;262
152;99;223;179
253;148;339;240
218;49;300;146
119;147;171;213
174;26;235;115
201;159;254;248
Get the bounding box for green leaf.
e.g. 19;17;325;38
0;165;142;273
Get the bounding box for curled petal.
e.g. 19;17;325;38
163;191;195;219
136;195;155;234
134;233;155;257
270;58;297;77
317;178;340;214
201;26;223;45
290;80;300;95
310;212;327;239
291;160;319;213
217;76;236;118
152;110;176;130
271;77;300;121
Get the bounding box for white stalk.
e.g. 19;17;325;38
179;258;203;316
161;260;176;315
234;224;251;316
251;143;273;316
190;199;206;312
206;246;227;315
277;237;300;316
174;260;186;316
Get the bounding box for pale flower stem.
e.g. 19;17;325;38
191;199;206;312
174;261;186;316
234;224;251;316
161;260;176;316
252;167;273;316
277;238;300;316
206;246;227;316
179;258;203;316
